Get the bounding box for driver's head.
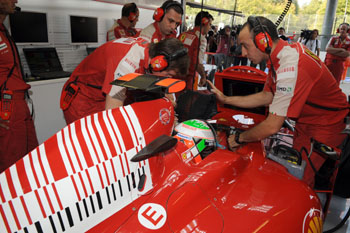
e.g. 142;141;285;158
154;0;183;36
174;119;216;161
148;38;189;77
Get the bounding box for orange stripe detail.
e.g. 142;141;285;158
168;81;186;93
155;78;178;87
20;196;32;225
8;200;21;230
117;73;140;81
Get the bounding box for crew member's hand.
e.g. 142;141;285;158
165;93;177;107
0;119;9;130
207;80;226;103
198;77;207;87
227;134;240;151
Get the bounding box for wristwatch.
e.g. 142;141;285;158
235;132;244;144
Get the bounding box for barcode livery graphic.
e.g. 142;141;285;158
0;106;153;233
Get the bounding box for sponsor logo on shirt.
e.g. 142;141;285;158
277;65;296;80
276;85;293;95
125;58;137;70
0;42;7;51
119;30;125;36
116;37;136;44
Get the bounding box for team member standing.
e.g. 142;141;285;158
325;23;350;84
0;0;38;172
139;0;183;43
60;37;189;124
208;16;348;188
301;29;321;57
178;11;213;90
106;2;139;41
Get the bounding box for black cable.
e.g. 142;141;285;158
323;206;350;233
275;0;293;27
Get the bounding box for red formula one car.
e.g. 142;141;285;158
0;71;323;233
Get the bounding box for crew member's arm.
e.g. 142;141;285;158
197;63;207;86
228;113;285;149
105;87;126;110
198;36;208;87
207;80;273;108
326;46;350;57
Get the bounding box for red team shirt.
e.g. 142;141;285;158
106;19;138;41
264;39;348;186
139;22;175;43
61;37;149;124
324;35;350;83
0;24;29;91
178;27;207;90
0;24;38;171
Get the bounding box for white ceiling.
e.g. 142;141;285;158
92;0;169;10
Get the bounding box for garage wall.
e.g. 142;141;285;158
5;0;155;75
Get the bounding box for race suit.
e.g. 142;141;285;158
139;22;175;43
324;35;350;84
0;24;38;172
264;39;349;187
178;27;207;90
61;37;149;124
106;19;138;41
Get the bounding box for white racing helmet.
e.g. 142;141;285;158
174;119;216;161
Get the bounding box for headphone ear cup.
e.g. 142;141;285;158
150;55;169;72
153;8;164;22
255;32;273;54
201;17;209;26
128;12;137;22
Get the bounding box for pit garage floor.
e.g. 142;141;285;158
322;81;350;233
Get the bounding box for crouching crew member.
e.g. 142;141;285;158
60;37;189;124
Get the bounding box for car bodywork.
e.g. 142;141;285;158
0;71;322;233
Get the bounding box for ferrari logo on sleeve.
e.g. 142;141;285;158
179;34;186;42
304;48;322;66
